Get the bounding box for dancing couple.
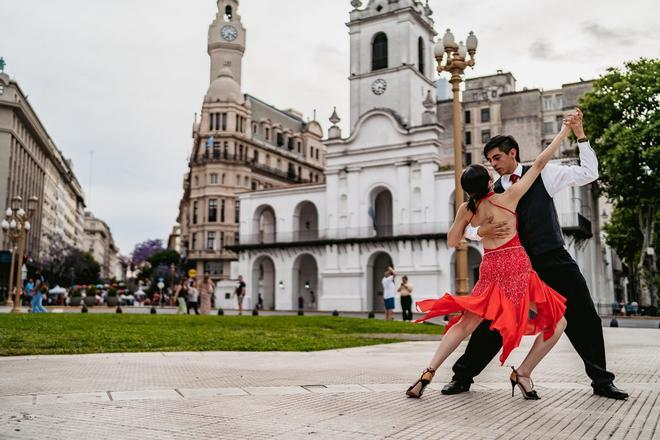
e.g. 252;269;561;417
407;109;628;401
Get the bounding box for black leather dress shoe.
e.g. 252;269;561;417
593;383;628;400
441;380;471;395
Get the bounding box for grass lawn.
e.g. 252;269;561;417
0;314;443;356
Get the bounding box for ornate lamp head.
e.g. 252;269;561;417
442;29;456;49
10;196;22;211
28;196;39;213
457;41;467;59
466;31;478;51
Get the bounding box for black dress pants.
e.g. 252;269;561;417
401;295;413;321
451;247;615;386
187;301;199;315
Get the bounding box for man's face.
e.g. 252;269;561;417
486;147;518;176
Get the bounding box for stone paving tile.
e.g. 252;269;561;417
0;395;34;408
243;385;310;395
110;389;182;401
36;391;109;404
305;384;370;393
177;387;248;398
361;383;409;392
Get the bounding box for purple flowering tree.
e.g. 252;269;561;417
40;232;100;286
131;239;164;266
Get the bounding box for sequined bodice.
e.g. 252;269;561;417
472;234;531;305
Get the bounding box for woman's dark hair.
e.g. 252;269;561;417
460;164;491;213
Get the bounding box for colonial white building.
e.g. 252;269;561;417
228;0;616;315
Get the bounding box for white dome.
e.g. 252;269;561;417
204;67;242;103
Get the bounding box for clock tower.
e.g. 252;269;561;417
347;0;437;129
208;0;246;85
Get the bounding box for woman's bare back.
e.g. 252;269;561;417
469;193;519;249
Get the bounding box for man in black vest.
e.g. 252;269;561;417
441;110;628;400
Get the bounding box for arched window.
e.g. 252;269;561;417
418;37;425;74
372;32;388;71
224;5;233;21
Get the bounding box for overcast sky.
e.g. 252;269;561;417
1;0;658;255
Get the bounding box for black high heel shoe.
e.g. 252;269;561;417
406;367;435;398
510;367;540;400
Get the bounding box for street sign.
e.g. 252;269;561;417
188;269;197;278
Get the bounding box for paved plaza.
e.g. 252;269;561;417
0;327;658;439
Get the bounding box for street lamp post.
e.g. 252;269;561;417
1;195;39;313
435;29;478;296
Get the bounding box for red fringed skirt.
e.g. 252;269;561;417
415;235;566;364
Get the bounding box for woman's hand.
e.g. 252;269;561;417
477;215;511;239
565;107;585;139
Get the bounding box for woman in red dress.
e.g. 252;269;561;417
406;115;578;400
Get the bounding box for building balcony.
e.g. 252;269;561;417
233;222;449;250
192;153;313;184
559;212;593;239
186;248;236;260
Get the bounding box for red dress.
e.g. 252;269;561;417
415;194;567;364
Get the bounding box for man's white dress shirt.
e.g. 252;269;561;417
465;140;599;240
382;275;396;300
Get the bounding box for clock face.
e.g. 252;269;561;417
371;78;387;95
220;25;238;42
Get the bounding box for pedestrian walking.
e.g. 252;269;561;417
235;275;246;315
31;284;48;313
199;272;215;315
186;280;200;315
309;290;316;309
172;281;187;314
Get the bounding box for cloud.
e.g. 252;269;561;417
529;38;557;60
582;22;636;45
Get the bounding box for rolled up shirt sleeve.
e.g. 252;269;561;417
464;224;482;241
541;140;599;196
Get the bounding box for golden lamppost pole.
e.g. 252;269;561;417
1;195;39;313
434;29;478;296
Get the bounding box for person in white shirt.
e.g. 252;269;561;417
441;108;627;401
381;267;396;320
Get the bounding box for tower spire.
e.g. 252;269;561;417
208;0;246;85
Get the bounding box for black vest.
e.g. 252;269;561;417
494;165;564;256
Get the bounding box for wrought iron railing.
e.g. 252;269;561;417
238;222;450;245
559;212;593;239
193;154;312;184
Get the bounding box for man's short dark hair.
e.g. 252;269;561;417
483;135;520;162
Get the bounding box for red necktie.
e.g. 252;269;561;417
510;174;519;184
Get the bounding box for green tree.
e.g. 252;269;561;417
579;58;660;306
147;250;180;269
139;250;181;284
